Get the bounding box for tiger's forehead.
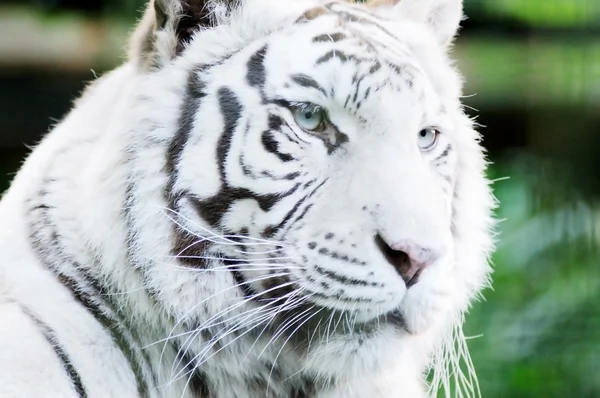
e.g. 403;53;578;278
291;1;421;68
296;1;399;31
253;24;438;132
271;2;428;89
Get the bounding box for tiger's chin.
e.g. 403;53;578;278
277;291;448;369
289;308;439;385
289;276;454;342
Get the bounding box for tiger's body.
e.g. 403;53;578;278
0;0;495;397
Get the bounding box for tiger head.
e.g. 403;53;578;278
126;0;495;388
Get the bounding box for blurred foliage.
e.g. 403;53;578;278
463;156;600;397
478;0;600;27
455;38;600;107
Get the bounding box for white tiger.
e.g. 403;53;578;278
0;0;495;397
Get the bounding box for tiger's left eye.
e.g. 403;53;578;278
417;128;440;151
292;105;326;132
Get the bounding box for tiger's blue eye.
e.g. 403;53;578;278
417;128;440;151
292;106;326;131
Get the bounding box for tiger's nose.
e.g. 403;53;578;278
375;235;444;288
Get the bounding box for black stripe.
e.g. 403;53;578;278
169;217;212;267
162;65;213;266
312;32;347;43
217;87;243;179
172;342;215;398
387;61;406;77
271;179;322;237
58;274;149;395
28;186;151;396
123;177;163;300
192;188;281;227
313;266;381;287
261;130;295;162
308;290;373;303
344;94;351;109
262;182;317;238
268;113;283;131
260;273;295;301
165;54;237;196
322;119;349;154
325;4;400;42
296;6;329;23
316;50;348;65
290;203;314;228
369;61;382;74
192;181;301;228
434;144;452;162
161;66;213;269
239;154;301;181
165;65;209;178
290;74;327;96
281;179;329;237
363;87;371;101
192;88;300;228
22;306;87;397
246;45;268;93
229;264;257;299
315;50;373;66
269;114;300;145
351;73;368;108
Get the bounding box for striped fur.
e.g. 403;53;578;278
0;1;495;397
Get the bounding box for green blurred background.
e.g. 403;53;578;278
0;1;598;397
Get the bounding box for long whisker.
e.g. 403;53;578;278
169;304;278;385
147;272;293;349
245;270;329;362
176;312;273;397
266;306;323;395
171;276;310;387
166;278;300;375
150;272;295;369
242;287;308;359
258;301;315;360
161;207;290;246
324;309;336;346
174;295;309;391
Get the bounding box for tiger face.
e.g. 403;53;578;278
181;19;459;328
128;0;494;384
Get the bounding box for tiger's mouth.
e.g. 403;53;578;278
264;300;410;348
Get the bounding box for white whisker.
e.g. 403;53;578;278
165;278;301;376
150;272;296;370
160;207;289;247
173;296;308;390
266;306;323;395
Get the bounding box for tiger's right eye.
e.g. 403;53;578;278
417;128;440;151
292;105;326;132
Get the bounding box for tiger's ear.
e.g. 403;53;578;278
369;0;464;47
129;0;236;70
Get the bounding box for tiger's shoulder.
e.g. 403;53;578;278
0;62;167;397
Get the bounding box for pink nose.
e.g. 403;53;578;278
375;235;444;287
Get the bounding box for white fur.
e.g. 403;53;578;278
0;0;495;397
